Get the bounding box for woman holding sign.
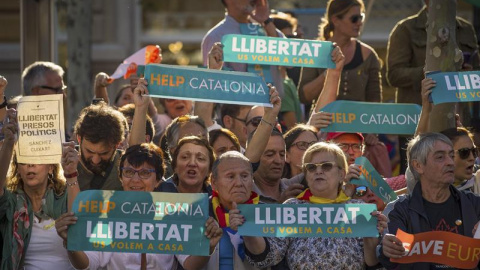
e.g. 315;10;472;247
55;143;223;270
0;109;81;270
231;142;387;269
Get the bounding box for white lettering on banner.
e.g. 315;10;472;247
445;74;480;90
231;36;323;57
254;206;360;225
189;78;266;95
120;201;204;217
359;114;419;125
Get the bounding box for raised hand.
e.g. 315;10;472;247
308;111;333;129
55;212;78;242
62;142;79;175
133;78;150;108
330;43;345;72
208;42;224;70
2;109;18;143
228;202;246;231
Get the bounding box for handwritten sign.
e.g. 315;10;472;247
222;34;335;68
15;94;65;164
320;101;421;135
237;203;377;238
392;229;480;269
68;190;209;255
145;64;272;107
427;70;480;104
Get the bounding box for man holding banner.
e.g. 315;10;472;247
379;133;480;269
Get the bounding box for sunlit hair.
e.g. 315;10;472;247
302;142;348;175
440;127;474;145
209;128;241;152
407;132;453;181
120;143;165;182
171;136;216;185
7;152;66;195
22;61;65;96
318;0;365;41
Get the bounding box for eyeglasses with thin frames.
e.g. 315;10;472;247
121;167;156;179
230;115;246;124
338;143;363;152
291;141;316;151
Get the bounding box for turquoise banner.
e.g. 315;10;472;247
222;34;335;68
351;157;398;204
427;71;480;104
137;65;145;77
68;190;209;255
237;203;377;238
145;64;271;107
320;101;421;135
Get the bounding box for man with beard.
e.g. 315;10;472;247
73;103;126;190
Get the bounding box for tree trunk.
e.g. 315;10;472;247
426;0;461;132
66;0;91;131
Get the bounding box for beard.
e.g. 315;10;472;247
81;152;111;176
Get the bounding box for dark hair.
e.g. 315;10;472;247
220;104;249;125
114;84;133;107
440;127;474;145
118;103;156;143
246;125;284;147
171;136;216;185
209;128;241;152
164;115;208;158
318;0;365;40
120;143;165;181
282;124;318;178
74;103;126;147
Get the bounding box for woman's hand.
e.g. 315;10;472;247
307;111;332;129
345;164;361;183
2;109;18;144
330;43;345;72
62;142;79;175
204;217;223;254
228;202;246;231
55;212;78;242
133;78;150;109
207;42;224;70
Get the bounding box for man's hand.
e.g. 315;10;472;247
382;234;406;259
133;78;150;109
250;0;270;23
279;183;304;203
208;42;224;70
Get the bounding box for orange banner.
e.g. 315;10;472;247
391;229;480;269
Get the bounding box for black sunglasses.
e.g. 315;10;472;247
350;13;365;24
38;85;67;94
354;186;368;197
456;147;478;160
304;162;336;173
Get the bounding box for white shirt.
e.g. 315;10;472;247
24;217;75;270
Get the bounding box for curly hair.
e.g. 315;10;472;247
318;0;365;41
74;103;126;147
7;152;66;195
120;143;166;182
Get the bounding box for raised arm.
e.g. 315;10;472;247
93;72;112;104
129;78;150;146
0;109;18;196
414;77;434;136
0;76;7;123
62;141;80;211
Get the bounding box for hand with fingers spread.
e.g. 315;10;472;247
208;42;224;70
228;202;246;232
308;111;332;129
204;217;223;254
133;78;150;108
382;233;406;259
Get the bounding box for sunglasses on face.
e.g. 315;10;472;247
456;147;478;159
304;161;336;173
354;186;368;197
291;141;316;151
121;167;156;179
246;116;262;127
38;85;67;94
350;13;365;24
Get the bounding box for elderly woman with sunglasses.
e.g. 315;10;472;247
231;142;387;269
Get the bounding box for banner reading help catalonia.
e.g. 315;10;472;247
391;229;480;269
68;190;210;255
427;70;480;104
15;94;65;164
237;204;377;238
320;101;421;135
145;64;272;107
351;157;398;204
222;34;335;68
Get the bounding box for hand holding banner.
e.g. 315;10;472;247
68;190;210;255
222;34;335;68
427;70;480;104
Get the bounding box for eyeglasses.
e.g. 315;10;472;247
246;116;262;127
350;13;365;24
121;167;156;179
354;186;368;197
292;141;316;151
304;161;336;173
338;143;363;152
38;85;67;94
456;147;478;160
230;115;247;124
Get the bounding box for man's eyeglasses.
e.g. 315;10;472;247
246;116;262;127
354;186;368;197
121;167;156;179
291;141;316;151
338;143;363;152
230;115;247;124
304;161;336;173
456;147;478;160
38;85;67;94
350;13;365;24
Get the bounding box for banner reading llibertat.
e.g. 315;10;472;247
15;94;65;164
222;34;335;68
145;64;272;107
237;203;377;238
427;70;480;104
68;190;210;255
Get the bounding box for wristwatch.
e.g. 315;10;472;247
263;17;273;26
0;96;7;109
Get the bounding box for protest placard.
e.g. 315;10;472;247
68;190;210;255
237;203;377;238
391;229;480;269
15;94;65;164
427;70;480;104
145;64;272;107
320;101;421;135
351;157;398;204
222;34;335;68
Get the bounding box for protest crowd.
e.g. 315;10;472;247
1;0;480;269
